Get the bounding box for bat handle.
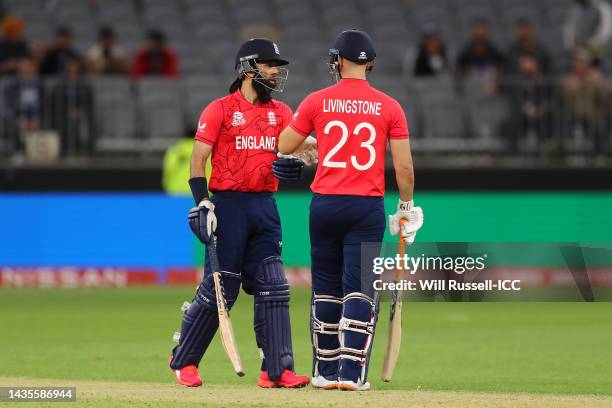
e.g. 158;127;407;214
207;235;221;273
399;218;409;245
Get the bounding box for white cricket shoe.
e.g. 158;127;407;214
311;375;338;390
337;379;370;391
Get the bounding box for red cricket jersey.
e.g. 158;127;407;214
290;78;409;196
195;90;293;192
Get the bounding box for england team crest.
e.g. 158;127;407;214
268;111;277;125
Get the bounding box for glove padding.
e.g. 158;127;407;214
388;200;424;244
188;199;217;244
272;155;304;181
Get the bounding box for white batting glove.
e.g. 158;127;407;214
293;136;318;166
388;200;423;244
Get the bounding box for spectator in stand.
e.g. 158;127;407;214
0;16;31;76
560;48;610;154
85;27;129;75
506;55;553;152
39;27;80;76
564;0;612;68
413;25;449;77
457;19;504;78
51;57;95;155
457;19;505;97
130;30;179;79
4;57;44;151
506;20;551;76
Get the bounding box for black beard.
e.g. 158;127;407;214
252;78;273;103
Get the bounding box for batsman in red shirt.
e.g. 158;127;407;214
169;38;308;389
278;30;424;391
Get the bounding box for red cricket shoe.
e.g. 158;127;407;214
168;356;202;387
258;370;310;388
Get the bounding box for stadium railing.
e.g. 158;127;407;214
0;75;610;162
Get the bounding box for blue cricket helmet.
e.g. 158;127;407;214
235;38;289;69
329;29;376;63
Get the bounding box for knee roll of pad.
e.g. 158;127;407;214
311;294;342;378
338;292;377;382
254;256;294;381
255;256;290;302
196;270;241;310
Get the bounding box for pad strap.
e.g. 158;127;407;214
338;292;378;381
339;316;375;335
312;295;342;334
338;347;368;363
316;347;341;361
312;294;343;377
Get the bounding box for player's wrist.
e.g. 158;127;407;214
398;199;413;212
189;177;209;205
199;199;214;210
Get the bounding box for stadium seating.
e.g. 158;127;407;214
0;0;604;157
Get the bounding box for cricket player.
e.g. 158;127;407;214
169;38;309;389
277;30;424;391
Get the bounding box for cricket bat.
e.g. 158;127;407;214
209;236;245;377
381;218;407;382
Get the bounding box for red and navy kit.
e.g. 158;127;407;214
172;91;294;373
293;79;411;382
290;78;409;197
195;90;293;193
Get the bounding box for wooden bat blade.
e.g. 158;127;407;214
213;271;245;377
381;219;408;382
381;292;402;381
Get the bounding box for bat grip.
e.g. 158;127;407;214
207;235;221;273
399;218;408;246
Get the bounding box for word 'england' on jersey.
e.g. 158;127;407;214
322;99;382;116
235;135;277;150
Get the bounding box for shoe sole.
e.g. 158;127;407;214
312;383;338;390
337;384;369;391
259;380;309;389
279;381;309;388
258;382;280;388
177;380;202;387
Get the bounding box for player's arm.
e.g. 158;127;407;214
188;140;217;245
190;140;212;184
389;138;414;202
278;127;306;155
188;99;223;244
388;105;423;243
273;101;314;181
278;94;316;155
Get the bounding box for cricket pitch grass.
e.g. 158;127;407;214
1;288;611;407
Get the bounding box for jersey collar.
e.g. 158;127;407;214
339;78;369;87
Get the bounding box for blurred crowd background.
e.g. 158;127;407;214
0;0;611;167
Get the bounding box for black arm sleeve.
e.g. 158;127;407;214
188;177;208;204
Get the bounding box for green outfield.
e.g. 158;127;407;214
1;287;611;407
